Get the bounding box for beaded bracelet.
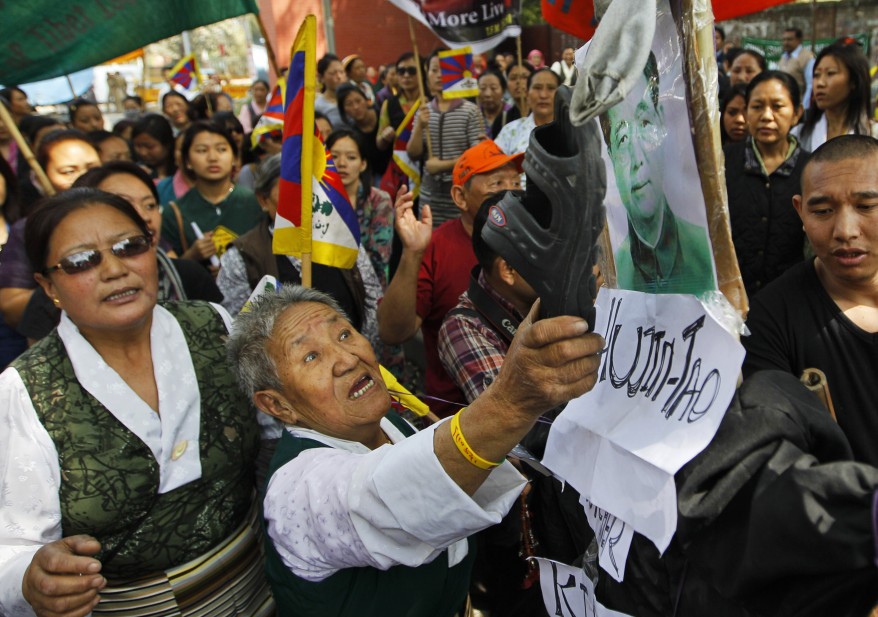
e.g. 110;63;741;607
450;409;502;470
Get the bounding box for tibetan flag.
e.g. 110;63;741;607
250;114;283;150
263;77;285;121
439;47;479;99
168;54;200;89
275;15;360;269
541;0;795;41
250;76;285;150
392;98;421;199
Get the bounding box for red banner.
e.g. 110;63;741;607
542;0;796;41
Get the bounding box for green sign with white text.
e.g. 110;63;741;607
0;0;259;85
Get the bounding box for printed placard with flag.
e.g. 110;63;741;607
275;15;360;269
168;53;200;89
439;47;479;99
392;98;421;199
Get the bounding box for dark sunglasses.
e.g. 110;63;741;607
396;66;418;76
44;235;153;275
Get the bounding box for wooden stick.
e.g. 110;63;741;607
515;35;528;116
255;12;281;78
302;253;312;288
299;15;318;289
680;0;746;316
65;75;77;100
408;16;433;157
0;103;55;197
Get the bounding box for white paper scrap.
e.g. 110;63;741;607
583;500;634;582
542;288;745;553
534;557;633;617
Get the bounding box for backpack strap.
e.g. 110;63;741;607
167;200;189;253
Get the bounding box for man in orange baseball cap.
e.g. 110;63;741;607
378;139;523;417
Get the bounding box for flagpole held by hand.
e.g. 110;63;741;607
0;101;54;196
408;16;433;158
516;36;528;116
254;12;281;78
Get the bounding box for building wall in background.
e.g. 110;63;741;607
717;0;878;62
257;0;443;72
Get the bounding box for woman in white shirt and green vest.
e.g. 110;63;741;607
228;285;604;616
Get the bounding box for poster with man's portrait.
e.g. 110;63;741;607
600;0;717;296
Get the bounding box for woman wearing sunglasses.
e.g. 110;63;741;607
13;162;224;343
0;187;274;616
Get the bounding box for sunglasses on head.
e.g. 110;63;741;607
396;66;418;76
44;235;153;275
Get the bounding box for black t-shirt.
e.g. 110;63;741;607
742;259;878;466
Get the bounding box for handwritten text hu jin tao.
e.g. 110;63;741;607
598;296;721;423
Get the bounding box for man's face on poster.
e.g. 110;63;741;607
606;74;667;230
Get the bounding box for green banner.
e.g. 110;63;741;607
742;33;870;68
0;0;259;86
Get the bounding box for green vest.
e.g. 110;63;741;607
264;412;475;617
11;302;259;582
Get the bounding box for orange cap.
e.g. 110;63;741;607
453;140;524;187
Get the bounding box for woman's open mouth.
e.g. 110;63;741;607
349;374;376;399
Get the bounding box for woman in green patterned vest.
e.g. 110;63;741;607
227;285;605;617
0;188;274;616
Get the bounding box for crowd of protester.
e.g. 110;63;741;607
0;28;877;617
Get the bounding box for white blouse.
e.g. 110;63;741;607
264;417;526;582
0;303;233;616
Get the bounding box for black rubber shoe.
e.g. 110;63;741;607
481;85;607;330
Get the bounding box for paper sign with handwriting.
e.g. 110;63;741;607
583;500;634;582
543;288;744;554
534;557;633;617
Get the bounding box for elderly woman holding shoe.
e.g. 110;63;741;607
227;285;603;616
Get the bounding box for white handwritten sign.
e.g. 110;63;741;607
534;557;633;617
543;288;744;554
583;500;634;582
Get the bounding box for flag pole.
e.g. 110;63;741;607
408;16;433;157
810;0;817;53
254;12;281;78
515;35;528;116
65;75;77;100
0;103;55;196
301;15;317;289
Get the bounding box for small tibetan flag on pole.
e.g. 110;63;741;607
263;77;286;121
392;98;422;199
250;77;285;150
439;47;479;99
168;53;200;89
275;15;360;281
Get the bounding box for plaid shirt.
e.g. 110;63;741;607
437;270;524;404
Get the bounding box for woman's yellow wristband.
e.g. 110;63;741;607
450;409;502;470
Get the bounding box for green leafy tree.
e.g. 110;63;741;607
520;0;546;26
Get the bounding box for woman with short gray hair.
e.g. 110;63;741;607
216;154;382;348
225;284;604;616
